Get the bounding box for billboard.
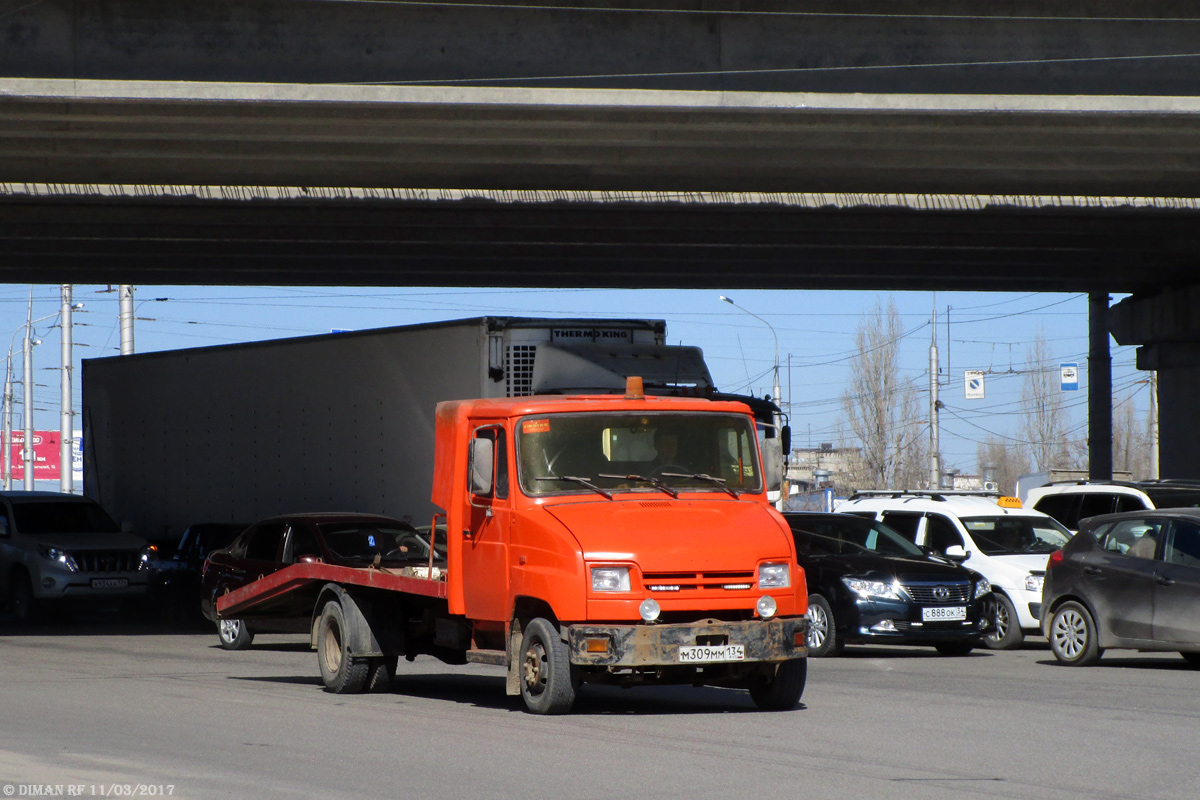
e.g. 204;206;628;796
1;430;73;482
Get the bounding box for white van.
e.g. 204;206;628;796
835;490;1072;650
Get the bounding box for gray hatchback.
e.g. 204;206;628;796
1041;508;1200;666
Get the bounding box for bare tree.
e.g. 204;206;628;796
1020;331;1082;471
976;436;1031;496
840;299;927;489
1113;390;1152;479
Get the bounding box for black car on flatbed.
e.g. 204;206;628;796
783;512;993;656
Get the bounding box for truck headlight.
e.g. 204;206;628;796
591;566;631;592
975;578;992;599
1024;574;1043;594
758;562;790;589
842;577;901;601
38;545;79;572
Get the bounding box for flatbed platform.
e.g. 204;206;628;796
216;561;447;618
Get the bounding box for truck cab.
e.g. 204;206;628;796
434;383;807;712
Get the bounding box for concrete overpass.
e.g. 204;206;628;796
2;0;1200;475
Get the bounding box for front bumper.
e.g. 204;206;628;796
840;596;988;644
566;616;807;667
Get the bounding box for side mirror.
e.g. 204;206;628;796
469;438;495;496
780;425;791;456
942;545;970;562
761;438;783;493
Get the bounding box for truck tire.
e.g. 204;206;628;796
518;617;577;715
317;600;370;694
983;592;1025;650
748;659;807;711
217;618;254;650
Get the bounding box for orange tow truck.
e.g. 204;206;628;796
217;380;807;714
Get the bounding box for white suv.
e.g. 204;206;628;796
0;491;151;622
835;491;1072;650
1025;480;1200;533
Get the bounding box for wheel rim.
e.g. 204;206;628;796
218;619;240;643
990;601;1010;642
807;604;828;650
1052;608;1087;659
322;620;343;673
523;638;548;697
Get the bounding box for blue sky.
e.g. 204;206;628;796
0;284;1150;477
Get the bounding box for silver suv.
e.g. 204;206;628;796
1026;480;1200;533
0;491;151;622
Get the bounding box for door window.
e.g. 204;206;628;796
471;425;509;501
1099;518;1163;559
244;523;287;562
1078;493;1117;522
879;512;922;543
1165;520;1200;568
925;514;965;553
1032;494;1076;528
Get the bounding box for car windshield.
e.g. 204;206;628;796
319;523;440;562
960;516;1071;555
517;412;762;496
792;516;926;558
11;500;121;534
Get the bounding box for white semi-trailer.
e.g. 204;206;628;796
82;317;783;543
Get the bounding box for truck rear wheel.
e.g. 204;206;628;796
519;617;577;715
748;659;807;711
317;600;370;694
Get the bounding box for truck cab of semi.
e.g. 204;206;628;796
433;379;808;713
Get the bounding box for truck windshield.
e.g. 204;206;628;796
517;412;762;496
11;500;122;535
960;516;1072;555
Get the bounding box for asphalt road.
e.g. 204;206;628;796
1;613;1197;800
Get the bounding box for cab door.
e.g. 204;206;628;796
461;423;512;622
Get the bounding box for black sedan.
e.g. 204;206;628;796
783;512;993;656
1042;508;1200;666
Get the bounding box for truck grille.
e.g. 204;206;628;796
75;550;142;574
643;570;756;592
901;581;971;604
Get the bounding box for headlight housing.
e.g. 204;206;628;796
1024;574;1044;594
842;577;901;601
138;546;157;571
757;562;790;589
591;566;631;592
975;578;992;599
38;545;79;572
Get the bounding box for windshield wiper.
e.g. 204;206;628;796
535;475;613;500
659;472;741;498
598;473;678;498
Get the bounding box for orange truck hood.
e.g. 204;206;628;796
544;498;792;573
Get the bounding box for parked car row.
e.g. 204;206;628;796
9;483;1200;674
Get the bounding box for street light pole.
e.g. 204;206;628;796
719;295;781;407
720;295;786;509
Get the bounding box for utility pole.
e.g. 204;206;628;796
23;293;34;490
1150;371;1159;479
929;305;941;490
120;285;135;355
61;285;74;493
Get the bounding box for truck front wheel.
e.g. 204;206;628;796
519;618;577;715
317;600;370;694
748;659;807;711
